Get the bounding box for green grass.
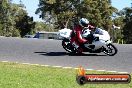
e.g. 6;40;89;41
0;62;131;88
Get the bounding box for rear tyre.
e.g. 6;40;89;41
103;43;118;56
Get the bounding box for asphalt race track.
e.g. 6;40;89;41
0;37;132;73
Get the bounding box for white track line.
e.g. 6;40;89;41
52;66;62;68
86;69;94;71
118;72;128;74
63;67;73;69
96;70;107;72
74;68;79;70
22;63;30;65
41;65;50;67
107;71;118;73
1;61;9;62
30;64;39;66
1;61;129;73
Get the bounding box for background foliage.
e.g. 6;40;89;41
0;0;132;43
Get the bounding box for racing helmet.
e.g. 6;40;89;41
79;18;89;27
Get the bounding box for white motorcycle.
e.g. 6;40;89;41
58;28;118;56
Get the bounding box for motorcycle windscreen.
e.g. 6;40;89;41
59;28;72;38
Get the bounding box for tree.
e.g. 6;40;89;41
112;16;124;42
83;0;117;31
0;0;11;36
35;0;88;30
0;0;23;36
35;22;51;32
120;7;132;44
0;0;36;37
15;15;36;37
11;3;27;37
36;0;117;32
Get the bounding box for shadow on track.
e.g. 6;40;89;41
34;52;107;56
34;52;68;56
69;53;107;56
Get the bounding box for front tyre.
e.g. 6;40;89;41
62;39;76;53
103;44;118;56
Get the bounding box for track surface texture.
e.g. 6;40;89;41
0;37;132;73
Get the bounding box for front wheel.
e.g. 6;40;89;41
103;44;118;56
62;39;76;53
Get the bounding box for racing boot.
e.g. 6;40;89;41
72;42;83;54
77;47;83;54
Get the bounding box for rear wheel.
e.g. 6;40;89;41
103;44;118;56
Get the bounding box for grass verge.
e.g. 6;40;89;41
0;62;131;88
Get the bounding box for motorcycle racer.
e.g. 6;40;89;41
71;18;95;53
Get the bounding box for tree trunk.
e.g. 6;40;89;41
65;18;70;28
